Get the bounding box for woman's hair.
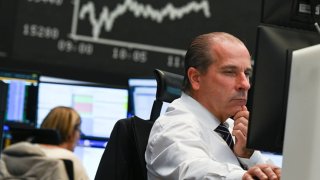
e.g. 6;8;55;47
40;106;81;144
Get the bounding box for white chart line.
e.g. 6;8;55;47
79;0;211;38
69;34;186;55
70;0;210;55
71;0;80;36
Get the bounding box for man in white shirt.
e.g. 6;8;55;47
145;32;281;180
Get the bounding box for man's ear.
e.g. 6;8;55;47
188;67;201;90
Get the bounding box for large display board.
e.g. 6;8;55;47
262;0;320;31
0;0;261;81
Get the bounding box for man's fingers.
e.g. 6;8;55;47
252;167;268;179
244;165;281;180
233;106;249;120
262;167;278;180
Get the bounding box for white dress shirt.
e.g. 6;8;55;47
145;93;271;180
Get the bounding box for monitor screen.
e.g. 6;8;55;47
128;78;168;120
37;81;128;138
74;139;107;180
281;44;320;180
261;151;283;168
247;24;320;153
0;69;39;126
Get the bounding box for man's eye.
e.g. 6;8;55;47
224;71;236;75
245;71;252;78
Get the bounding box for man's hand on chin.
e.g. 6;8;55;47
232;106;253;158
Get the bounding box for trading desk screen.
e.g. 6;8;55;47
37;82;128;138
128;78;169;120
2;0;260;77
0;70;39;125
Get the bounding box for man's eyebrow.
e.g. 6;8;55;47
220;65;253;73
220;65;237;70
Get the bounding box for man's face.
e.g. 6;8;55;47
193;41;252;120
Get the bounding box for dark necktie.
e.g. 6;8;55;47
214;123;234;150
214;123;247;170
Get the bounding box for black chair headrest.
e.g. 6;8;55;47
10;128;61;145
154;69;183;103
149;69;183;121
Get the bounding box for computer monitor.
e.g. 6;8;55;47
128;78;168;120
247;24;320;154
74;138;107;180
0;69;39;126
0;120;3;151
37;80;128;139
281;44;320;180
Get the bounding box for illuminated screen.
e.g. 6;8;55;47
128;78;168;120
37;82;128;138
0;69;39;125
261;151;283;167
74;139;107;180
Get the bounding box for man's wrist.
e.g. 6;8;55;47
238;148;254;158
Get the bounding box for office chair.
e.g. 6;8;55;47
95;69;183;180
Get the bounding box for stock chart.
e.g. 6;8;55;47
3;0;260;78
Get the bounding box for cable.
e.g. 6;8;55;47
310;0;320;33
315;22;320;33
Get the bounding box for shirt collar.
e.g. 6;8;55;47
180;92;222;131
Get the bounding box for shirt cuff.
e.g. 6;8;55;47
225;169;247;180
238;150;268;168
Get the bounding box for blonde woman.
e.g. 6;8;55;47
39;106;89;180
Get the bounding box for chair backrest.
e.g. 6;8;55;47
9;127;61;145
94;69;183;180
149;69;183;121
95;116;151;180
61;159;74;180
